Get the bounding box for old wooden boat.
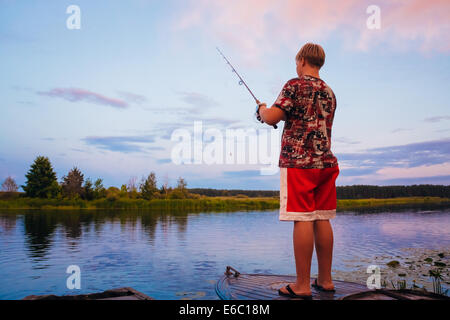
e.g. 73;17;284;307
22;287;154;300
216;266;449;300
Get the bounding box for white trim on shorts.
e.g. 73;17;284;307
279;167;336;222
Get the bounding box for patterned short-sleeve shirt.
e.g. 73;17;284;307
273;75;338;169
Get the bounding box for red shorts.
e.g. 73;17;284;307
279;165;340;221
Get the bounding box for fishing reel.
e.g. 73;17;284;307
255;103;278;129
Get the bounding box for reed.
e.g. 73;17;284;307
0;196;448;211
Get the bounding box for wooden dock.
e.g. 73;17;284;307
216;266;449;300
216;266;368;300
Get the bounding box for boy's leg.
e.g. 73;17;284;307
314;220;334;290
279;221;314;295
312;166;338;290
294;221;314;293
280;221;314;295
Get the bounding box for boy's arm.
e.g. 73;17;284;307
257;102;286;126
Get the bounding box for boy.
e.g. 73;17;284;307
257;43;339;299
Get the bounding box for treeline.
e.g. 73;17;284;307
187;185;450;199
188;188;278;198
1;156;198;201
1;156;449;201
336;184;450;199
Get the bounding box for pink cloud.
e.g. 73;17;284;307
37;88;128;109
374;162;450;179
174;0;450;63
358;0;450;52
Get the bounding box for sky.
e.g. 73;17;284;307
1;0;449;190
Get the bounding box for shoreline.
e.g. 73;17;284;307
332;247;449;295
0;196;449;211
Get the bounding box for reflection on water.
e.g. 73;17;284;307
0;205;449;300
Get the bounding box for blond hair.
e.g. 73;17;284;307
295;43;325;69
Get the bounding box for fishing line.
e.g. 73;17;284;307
216;47;277;129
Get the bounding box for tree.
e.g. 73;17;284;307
93;178;106;199
160;174;170;198
140;172;158;200
1;176;18;192
22;156;59;198
168;189;185;199
82;178;95;200
61;167;84;198
177;177;187;190
106;186;120;201
173;177;188;198
127;176;138;199
120;184;128;197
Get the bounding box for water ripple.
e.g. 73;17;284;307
0;209;449;299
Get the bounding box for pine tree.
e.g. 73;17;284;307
61;167;84;198
82;178;95;200
22;156;59;198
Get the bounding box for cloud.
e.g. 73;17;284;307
334;136;361;145
83;135;156;153
338;138;450;169
356;0;450;53
337;138;450;183
174;0;450;63
117;91;147;105
424;115;450;123
339;167;376;177
183;115;244;128
375;162;450;179
37;88;128;109
370;174;450;186
147;146;165;151
390;128;412;133
178;91;220;110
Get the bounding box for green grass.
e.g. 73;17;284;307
0;196;280;211
0;196;448;211
337;196;450;208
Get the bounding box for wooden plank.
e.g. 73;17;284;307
217;267;449;300
229;275;366;299
227;278;281;296
228;283;278;299
226;279;277;296
217;272;368;300
221;283;269;300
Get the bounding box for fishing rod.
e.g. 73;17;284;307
216;47;277;129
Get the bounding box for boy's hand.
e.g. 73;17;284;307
256;101;267;123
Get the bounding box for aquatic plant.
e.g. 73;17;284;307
429;269;448;295
387;260;400;268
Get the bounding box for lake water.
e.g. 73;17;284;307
0;206;449;300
